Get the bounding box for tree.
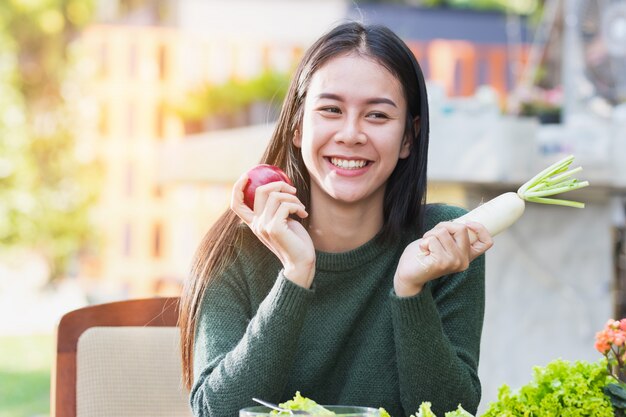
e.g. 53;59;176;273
0;0;100;280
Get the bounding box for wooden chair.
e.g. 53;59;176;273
52;297;193;417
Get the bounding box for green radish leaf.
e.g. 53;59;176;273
516;155;589;208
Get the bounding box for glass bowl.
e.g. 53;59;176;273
239;405;382;417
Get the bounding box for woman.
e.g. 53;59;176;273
179;21;493;417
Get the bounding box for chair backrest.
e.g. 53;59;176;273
52;297;193;417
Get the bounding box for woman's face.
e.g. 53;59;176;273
294;53;411;208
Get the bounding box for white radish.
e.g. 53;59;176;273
452;155;589;243
454;192;525;241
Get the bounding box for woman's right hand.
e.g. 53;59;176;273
230;173;316;288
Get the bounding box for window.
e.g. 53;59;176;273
99;42;108;78
158;44;168;80
125;163;134;197
155;103;166;139
127;101;136;137
123;223;132;257
128;43;138;78
98;103;109;136
153;223;162;258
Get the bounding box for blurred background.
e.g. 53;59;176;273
1;0;626;416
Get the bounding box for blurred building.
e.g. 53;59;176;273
80;25;185;299
79;0;348;299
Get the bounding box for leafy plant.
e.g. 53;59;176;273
517;86;562;117
481;358;614;417
171;70;290;126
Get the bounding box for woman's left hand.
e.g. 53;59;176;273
393;221;493;297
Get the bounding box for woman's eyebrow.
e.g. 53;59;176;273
366;98;397;108
316;93;397;108
316;93;343;101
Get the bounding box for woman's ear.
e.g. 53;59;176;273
413;116;421;137
399;116;419;159
292;128;302;148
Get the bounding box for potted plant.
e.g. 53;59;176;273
596;319;626;416
171;70;290;134
516;85;563;124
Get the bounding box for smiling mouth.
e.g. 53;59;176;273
329;157;369;170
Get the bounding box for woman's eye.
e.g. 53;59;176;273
367;112;389;120
320;106;341;114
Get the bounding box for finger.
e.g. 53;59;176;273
272;202;310;225
420;223;450;251
230;173;254;223
416;251;433;272
252;181;298;212
428;226;460;257
417;238;431;255
465;221;494;258
422;222;458;241
442;221;472;249
428;221;472;249
261;192;308;223
260;201;310;246
422;229;469;273
418;237;444;271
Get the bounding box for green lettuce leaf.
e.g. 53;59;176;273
276;391;334;415
411;402;437;417
444;404;473;417
482;359;614;417
378;408;392;417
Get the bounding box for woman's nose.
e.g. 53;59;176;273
334;116;367;145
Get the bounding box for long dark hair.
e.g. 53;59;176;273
179;21;430;390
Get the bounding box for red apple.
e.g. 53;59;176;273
243;164;293;209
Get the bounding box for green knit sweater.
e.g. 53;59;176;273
191;204;485;417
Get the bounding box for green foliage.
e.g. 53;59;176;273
172;70;291;122
353;0;539;15
482;358;615;417
444;0;539;15
412;402;437;417
0;334;53;417
379;408;392;417
0;0;99;279
444;405;473;417
407;402;472;417
276;391;334;415
605;383;626;417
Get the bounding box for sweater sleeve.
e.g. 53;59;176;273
190;268;315;417
389;251;485;416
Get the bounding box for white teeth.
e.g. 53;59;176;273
330;158;367;169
